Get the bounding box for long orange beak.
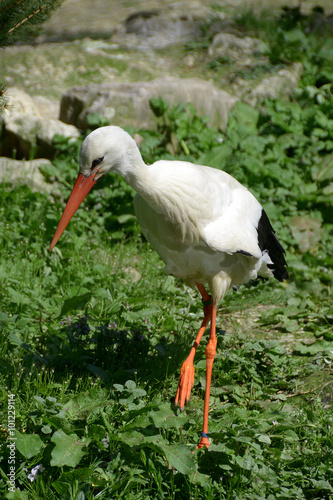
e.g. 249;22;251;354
49;172;99;251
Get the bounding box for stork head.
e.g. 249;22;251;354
79;126;138;178
49;126;139;251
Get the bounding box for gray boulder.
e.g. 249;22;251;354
0;88;80;159
208;33;265;62
113;8;205;49
235;62;303;106
0;157;55;193
207;33;303;106
60;77;239;130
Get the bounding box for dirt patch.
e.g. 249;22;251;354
221;303;318;352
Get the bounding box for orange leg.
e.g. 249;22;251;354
196;302;217;449
175;282;212;410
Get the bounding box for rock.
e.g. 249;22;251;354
113;8;204;49
207;33;303;106
60;77;239;130
208;33;265;61
243;63;303;106
38;1;209;45
0;87;80;159
32;95;60;120
0;157;55;193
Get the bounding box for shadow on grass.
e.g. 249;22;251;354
28;315;203;395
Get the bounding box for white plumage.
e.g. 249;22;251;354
50;125;288;448
78;126;286;300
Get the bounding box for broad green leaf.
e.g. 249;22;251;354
257;434;272;445
199;144;233;170
279;451;293;461
45;416;74;434
133;388;147;398
271;394;287;401
41;425;53;434
93;287;113;300
294;340;333;356
8;333;28;348
232;101;259;135
310;479;333;491
235;454;259;471
14;431;43;459
7;287;30;307
51;429;90;467
62;389;108;419
113;384;124;392
118;214;136;224
52;468;93;496
162;444;196;474
188;469;212;488
125;380;136;391
283;430;299;442
311;155;333;182
87;424;106;440
150;97;169;117
323;183;333;195
317;38;333;62
127;307;160;320
117;430;165;447
150;403;189;430
58;292;92;318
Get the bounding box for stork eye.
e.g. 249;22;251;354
91;157;104;169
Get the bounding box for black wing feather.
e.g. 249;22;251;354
257;209;288;282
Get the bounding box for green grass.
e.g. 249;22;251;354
1;9;333;500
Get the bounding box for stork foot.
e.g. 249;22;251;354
196;435;210;449
175;358;195;410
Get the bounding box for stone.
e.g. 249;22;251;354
32;95;60;120
0;87;80;159
0;157;55;193
243;62;303;106
208;33;265;61
60;77;239;131
113;8;205;49
206;32;303;106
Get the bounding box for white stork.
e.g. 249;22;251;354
49;126;288;449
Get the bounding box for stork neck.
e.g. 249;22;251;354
113;147;149;194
